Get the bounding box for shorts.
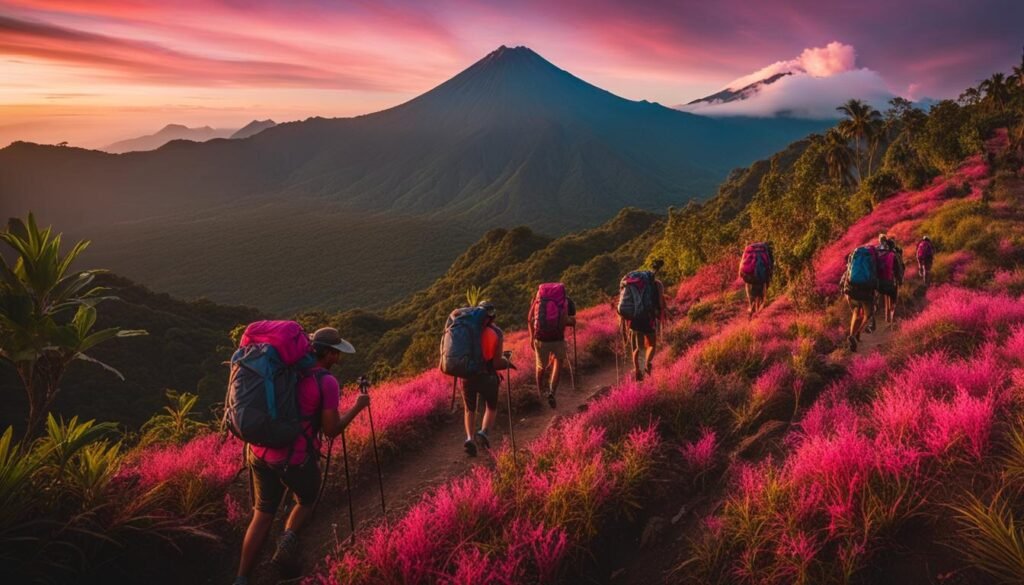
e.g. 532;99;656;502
629;316;656;334
630;329;656;352
534;339;568;369
249;449;321;514
746;282;766;298
878;282;897;300
462;372;499;412
845;284;876;304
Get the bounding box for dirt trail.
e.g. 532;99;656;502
228;360;623;585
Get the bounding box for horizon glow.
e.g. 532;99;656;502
1;0;1020;148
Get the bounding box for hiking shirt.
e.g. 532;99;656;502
251;369;340;466
527;298;577;341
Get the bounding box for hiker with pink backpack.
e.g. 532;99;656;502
225;322;369;585
916;236;935;286
876;235;905;325
617;259;667;382
528;283;577;409
739;241;774;319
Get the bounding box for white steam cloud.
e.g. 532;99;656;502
682;41;897;119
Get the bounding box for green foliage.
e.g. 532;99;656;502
920;200;1001;259
883;130;935;190
952;490;1024;584
0;214;147;440
140;390;207;446
914;100;980;174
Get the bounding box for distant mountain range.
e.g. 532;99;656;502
686;72;794;107
0;45;829;312
102;119;277;153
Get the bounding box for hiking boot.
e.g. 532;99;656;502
475;430;490;450
464;438;477;457
271;530;299;570
848;336;858;352
546;392;557;409
634;370;644;382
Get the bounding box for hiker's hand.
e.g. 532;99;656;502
506;359;517;370
355;394;370;410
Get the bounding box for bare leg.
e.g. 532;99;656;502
550;358;562;393
534;366;545;395
745;284;754;318
644;333;656;375
238;510;274;578
463;404;475;441
284;502;313;534
481;404;497;434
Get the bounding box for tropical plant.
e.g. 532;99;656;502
823;129;856;187
0;213;146;441
465;284;484;307
951;490;1024;584
836;98;883;180
140;390;207;446
980;73;1011;110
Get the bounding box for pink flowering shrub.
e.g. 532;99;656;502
675;255;743;308
681;427;718;473
893;286;1024;357
123;432;242;489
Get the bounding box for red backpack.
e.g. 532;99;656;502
531;283;568;342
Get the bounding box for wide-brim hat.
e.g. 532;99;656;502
310;327;356;354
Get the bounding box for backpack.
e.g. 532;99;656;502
531;283;568;342
223;320;316;448
739;243;772;285
916;240;934;261
440;306;490;378
846;246;878;289
876;248;897;283
617;271;658;321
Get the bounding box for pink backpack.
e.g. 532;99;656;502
531;283;568;342
739;243;771;285
239;320;311;365
916;240;934;261
877;248;896;282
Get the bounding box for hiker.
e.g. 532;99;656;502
739;241;774;319
441;301;515;457
528;283;576;408
617;259;667;382
840;245;879;352
916;236;934;286
234;327;369;585
878;236;905;324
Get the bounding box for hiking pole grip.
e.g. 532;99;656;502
359;375;387;515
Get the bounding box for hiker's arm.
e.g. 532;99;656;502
322;394;369;438
490;336;515;371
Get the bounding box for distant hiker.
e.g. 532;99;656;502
916;236;935;286
840;245;879;352
739;241;774;319
440;301;515;457
617;259;667;381
878;236;905;324
528;283;576;408
232;326;369;584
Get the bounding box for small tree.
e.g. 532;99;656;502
0;214;146;443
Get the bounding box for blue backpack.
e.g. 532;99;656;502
223;344;316;448
440;306;490;378
847;246;878;289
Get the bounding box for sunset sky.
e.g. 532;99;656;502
2;0;1021;148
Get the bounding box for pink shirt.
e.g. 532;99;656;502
251;368;340;465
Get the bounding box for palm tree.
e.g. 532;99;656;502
0;214;146;442
836;99;882;181
958;86;982;106
823;129;856;188
979;73;1010;110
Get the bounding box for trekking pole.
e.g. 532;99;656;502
339;429;356;543
572;325;579;390
359;375;386;515
502;351;518;467
312;437;334;515
450;376;458;413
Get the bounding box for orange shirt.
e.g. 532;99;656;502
481;324;501;361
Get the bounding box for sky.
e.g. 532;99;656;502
1;0;1021;148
